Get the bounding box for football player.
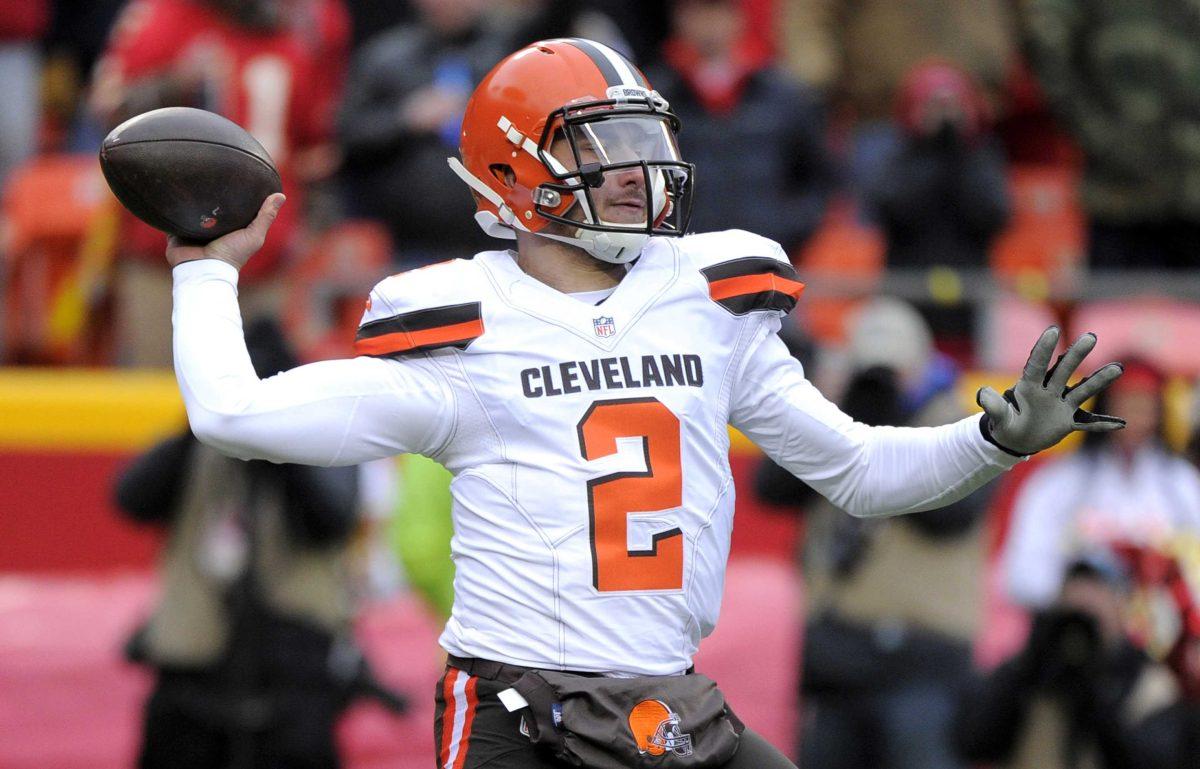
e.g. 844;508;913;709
164;39;1125;769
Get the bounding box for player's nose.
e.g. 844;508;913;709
612;165;644;188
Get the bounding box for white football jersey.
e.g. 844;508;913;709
172;229;1019;677
356;230;806;675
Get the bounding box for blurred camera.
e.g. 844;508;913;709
1031;608;1103;682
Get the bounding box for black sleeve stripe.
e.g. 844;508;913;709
699;256;799;283
354;301;484;357
356;302;482;340
712;291;801;316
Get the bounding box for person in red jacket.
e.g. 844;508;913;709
90;0;350;364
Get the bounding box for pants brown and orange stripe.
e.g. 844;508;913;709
432;665;797;769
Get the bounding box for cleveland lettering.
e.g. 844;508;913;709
520;354;704;398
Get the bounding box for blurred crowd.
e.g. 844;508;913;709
761;301;1200;769
0;0;1193;362
5;0;1200;368
3;0;1200;767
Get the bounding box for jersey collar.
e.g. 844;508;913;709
476;239;680;351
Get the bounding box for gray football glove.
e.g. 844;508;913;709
977;326;1126;457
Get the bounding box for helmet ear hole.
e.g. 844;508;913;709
489;163;516;188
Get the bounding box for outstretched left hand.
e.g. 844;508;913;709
977;326;1125;457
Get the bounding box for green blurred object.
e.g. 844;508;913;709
390;454;455;619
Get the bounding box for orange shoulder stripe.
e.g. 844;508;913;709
708;272;805;302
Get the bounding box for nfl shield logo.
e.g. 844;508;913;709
593;316;616;337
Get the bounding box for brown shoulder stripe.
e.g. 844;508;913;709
701;257;804;315
354;302;483;357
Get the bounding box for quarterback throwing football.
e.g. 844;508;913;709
166;39;1124;769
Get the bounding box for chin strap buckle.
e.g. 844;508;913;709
532;187;561;207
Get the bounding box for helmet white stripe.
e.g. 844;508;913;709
588;40;641;87
552;37;640;88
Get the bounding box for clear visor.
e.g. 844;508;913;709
562;115;683;170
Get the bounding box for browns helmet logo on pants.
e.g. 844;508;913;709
628;699;693;757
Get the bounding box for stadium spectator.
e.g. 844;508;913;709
524;0;777;75
339;0;412;50
644;0;832;252
114;318;404;769
41;0;128;152
865;59;1010;357
496;0;633;55
0;0;49;189
956;554;1184;769
1002;358;1200;609
778;0;1016;208
758;298;993;769
868;60;1010;269
336;0;508;267
89;0;351;365
1022;0;1200;270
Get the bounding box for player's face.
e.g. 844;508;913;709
549;117;680;226
582;143;649;226
549;133;646;225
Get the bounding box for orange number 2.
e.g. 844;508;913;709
577;398;684;592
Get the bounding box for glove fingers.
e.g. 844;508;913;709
1047;332;1097;391
1041;352;1067;388
976;386;1010;420
1065;363;1124;407
1072;409;1126;432
1022;326;1061;384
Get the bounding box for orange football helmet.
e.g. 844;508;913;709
447;38;694;264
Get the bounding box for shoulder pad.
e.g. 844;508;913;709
354;258;485;358
678;230;804;316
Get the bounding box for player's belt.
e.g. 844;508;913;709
446;655;693;684
447;655;606;685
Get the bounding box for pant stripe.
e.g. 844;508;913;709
440;669;478;769
452;675;479;769
439;670;459;769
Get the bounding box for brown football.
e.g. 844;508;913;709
99;107;282;242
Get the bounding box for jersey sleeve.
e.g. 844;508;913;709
728;321;1023;518
686;230;805;318
172;260;455;466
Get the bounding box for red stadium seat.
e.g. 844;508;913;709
990;164;1085;289
0;154;118;364
794;201;885;344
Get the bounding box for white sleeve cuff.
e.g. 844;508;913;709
968;413;1027;469
172;258;240;286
